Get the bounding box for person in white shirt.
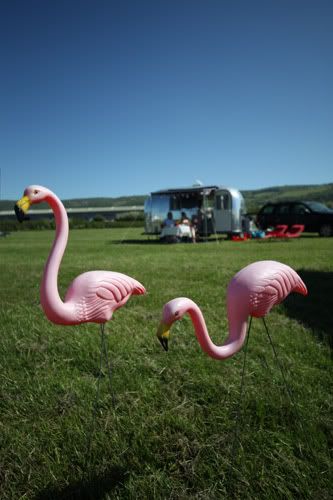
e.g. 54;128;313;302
180;211;196;242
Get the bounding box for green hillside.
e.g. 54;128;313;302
0;195;147;212
63;195;147;208
1;183;332;213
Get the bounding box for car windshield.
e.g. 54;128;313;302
305;201;332;213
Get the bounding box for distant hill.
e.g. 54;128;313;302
0;194;147;212
62;195;147;208
1;183;332;213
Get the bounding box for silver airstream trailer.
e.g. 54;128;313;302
144;185;247;238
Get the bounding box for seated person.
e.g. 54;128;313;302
180;211;196;242
161;211;177;243
180;211;190;225
162;212;175;227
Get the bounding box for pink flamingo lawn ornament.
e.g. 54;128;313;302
14;185;146;381
156;261;308;469
15;185;146;325
157;260;307;357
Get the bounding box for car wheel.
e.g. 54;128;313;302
319;224;332;237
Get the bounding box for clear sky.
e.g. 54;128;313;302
1;0;332;200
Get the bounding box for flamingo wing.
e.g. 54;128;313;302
65;271;146;323
95;272;145;304
228;261;307;319
249;263;307;317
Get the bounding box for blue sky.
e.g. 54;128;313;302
1;0;332;200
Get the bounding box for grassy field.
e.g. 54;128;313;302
0;228;332;499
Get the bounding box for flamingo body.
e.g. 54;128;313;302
157;261;307;360
62;271;145;325
227;260;308;318
15;185;146;326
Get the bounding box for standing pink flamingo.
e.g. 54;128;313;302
15;185;146;326
15;185;146;455
157;260;307;358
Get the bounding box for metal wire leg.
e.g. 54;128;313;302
262;317;311;453
84;325;104;468
100;323;116;408
227;317;253;483
262;317;296;407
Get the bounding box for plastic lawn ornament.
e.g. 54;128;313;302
15;185;146;462
157;260;308;475
156;260;307;357
15;185;146;325
15;185;146;402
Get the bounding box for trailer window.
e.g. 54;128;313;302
170;196;180;210
151;195;171;217
170;193;201;210
204;193;215;209
215;194;231;210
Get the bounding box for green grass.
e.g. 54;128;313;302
0;228;332;499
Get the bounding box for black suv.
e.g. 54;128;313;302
257;201;333;237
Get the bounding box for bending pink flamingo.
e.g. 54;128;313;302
157;260;307;358
15;185;146;326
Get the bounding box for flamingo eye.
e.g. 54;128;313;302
174;311;180;318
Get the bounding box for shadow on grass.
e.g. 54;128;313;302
110;237;225;245
34;466;126;500
284;269;333;351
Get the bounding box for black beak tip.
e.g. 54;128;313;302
14;204;28;223
159;338;169;352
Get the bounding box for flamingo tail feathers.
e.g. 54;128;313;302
132;280;146;295
294;276;307;296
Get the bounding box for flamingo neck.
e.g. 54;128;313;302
40;193;73;324
186;301;249;360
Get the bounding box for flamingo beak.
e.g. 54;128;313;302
15;195;31;222
156;321;170;351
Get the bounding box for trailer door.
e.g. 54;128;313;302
214;190;233;232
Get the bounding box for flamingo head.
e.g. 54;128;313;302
14;185;53;222
156;297;191;351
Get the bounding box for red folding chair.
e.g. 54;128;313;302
284;224;304;238
265;225;288;238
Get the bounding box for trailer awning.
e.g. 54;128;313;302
151;185;218;196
